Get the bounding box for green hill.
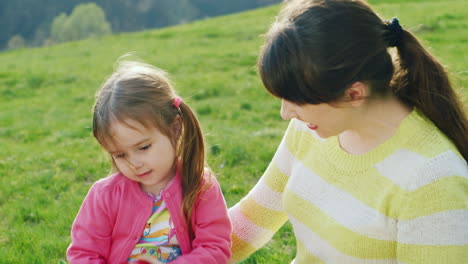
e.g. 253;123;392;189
0;0;466;263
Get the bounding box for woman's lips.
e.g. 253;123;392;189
307;123;318;130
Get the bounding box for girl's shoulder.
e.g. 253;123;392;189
194;168;223;196
94;172;127;186
90;172;134;194
201;168;216;188
86;173;145;209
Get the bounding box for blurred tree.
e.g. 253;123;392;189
0;0;83;49
0;0;281;50
95;0;199;31
7;35;26;50
147;0;199;27
50;3;111;43
192;0;280;17
50;13;69;43
32;22;52;47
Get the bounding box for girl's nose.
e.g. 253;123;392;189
280;100;297;120
126;157;143;169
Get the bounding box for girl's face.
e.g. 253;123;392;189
280;99;355;138
105;119;178;195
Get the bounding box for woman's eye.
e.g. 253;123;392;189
140;144;151;150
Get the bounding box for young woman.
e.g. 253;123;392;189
229;0;468;263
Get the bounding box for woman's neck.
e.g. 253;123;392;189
338;97;412;155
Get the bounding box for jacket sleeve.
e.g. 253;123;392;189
227;121;296;263
171;176;232;264
66;183;114;264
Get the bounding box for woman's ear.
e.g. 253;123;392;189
172;115;182;140
343;81;368;107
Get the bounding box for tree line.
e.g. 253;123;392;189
1;0;281;50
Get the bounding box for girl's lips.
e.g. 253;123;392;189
307;123;318;130
137;170;152;178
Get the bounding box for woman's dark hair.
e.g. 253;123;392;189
258;0;467;159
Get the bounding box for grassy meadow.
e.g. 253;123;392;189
0;0;466;263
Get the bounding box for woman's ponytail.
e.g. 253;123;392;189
391;28;467;160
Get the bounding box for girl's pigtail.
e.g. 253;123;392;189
391;28;468;159
177;100;206;240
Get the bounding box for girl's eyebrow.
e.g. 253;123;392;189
132;138;151;147
107;138;151;154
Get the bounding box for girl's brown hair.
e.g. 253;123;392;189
92;61;207;238
258;0;467;159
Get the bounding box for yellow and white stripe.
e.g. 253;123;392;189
291;217;397;264
229;111;468;263
375;150;468;191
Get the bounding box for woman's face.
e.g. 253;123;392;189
280;99;356;138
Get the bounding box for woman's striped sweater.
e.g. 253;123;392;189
229;110;468;264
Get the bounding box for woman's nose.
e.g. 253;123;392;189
280;100;297;120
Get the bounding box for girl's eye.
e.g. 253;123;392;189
140;144;151;151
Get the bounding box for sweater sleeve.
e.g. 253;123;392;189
171;176;232;264
228;121;298;263
67;182;114;264
396;152;468;264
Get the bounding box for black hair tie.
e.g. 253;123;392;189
383;17;403;47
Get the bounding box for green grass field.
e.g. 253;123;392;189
0;0;466;263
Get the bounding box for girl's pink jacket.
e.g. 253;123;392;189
66;170;232;264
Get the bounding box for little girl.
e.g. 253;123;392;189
67;60;232;264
